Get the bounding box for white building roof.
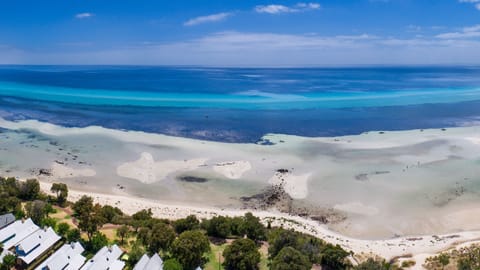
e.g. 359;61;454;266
34;242;86;270
0;213;15;229
80;245;125;270
0;218;39;250
133;253;163;270
132;255;149;270
16;227;61;265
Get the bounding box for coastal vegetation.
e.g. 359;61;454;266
425;245;480;270
6;176;477;269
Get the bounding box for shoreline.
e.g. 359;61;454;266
2;117;480;266
37;180;480;266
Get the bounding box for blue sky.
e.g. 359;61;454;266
1;0;480;66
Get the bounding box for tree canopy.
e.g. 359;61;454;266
270;247;312;270
223;238;260;270
171;230;210;270
50;182;68;206
240;212;266;241
73;196;106;242
174;215;200;234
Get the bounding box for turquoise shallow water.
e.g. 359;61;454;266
1;66;480;142
2;81;480;109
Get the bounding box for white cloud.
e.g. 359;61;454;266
7;31;480;66
255;3;321;14
184;12;232;26
75;13;94;19
459;0;480;10
436;24;480;39
255;5;293;14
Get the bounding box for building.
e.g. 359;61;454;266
15;227;61;267
133;253;163;270
0;213;15;229
0;218;39;250
34;242;86;270
80;245;125;270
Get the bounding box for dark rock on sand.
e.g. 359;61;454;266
178;176;209;183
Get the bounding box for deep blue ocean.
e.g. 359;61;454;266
1;65;480;142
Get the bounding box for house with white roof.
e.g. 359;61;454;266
34;242;86;270
0;213;15;229
15;227;61;267
0;218;39;250
80;244;125;270
133;253;163;270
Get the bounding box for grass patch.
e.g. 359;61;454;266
258;242;269;270
204;242;269;270
99;228;117;242
205;243;228;270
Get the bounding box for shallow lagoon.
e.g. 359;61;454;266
1;119;480;239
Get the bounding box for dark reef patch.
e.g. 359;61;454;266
177;176;209;183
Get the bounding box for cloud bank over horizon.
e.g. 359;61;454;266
4;30;480;66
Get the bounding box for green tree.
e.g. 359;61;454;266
164;258;183;270
171;230;210;270
271;247;312;270
101;205;123;224
0;177;20;197
438;253;450;270
147;222;176;254
50;183;68;206
268;228;323;264
174;215;200;234
67;229;81;242
230;216;244;236
56;222;70;238
223;238;260;270
41;217;57;228
18;179;40;200
73;197;105;242
137;227;150;247
458;259;472;270
127;242;145;268
268;229;298;259
116;225;130;245
88;232;108;253
0;196;21;216
1;254;16;270
204;216;231;238
132;208;153;220
354;258;393;270
320;244;351;270
131;208;153;231
25;200;48;224
240;213;265;241
73;195;94;217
